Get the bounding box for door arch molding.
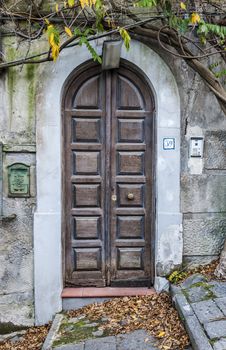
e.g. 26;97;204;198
34;39;181;325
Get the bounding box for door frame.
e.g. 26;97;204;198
34;39;181;325
61;60;156;287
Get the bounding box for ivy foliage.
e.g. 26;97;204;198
42;0;226;69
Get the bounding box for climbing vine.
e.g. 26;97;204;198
0;0;226;109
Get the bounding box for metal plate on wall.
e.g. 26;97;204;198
8;163;30;197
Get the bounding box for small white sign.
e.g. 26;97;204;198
163;138;175;150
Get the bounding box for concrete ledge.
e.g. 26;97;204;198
42;314;64;350
172;286;213;350
185;315;213;350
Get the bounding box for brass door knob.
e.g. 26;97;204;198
127;193;134;200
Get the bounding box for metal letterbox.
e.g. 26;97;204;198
8;163;30;197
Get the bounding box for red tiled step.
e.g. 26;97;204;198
62;287;156;298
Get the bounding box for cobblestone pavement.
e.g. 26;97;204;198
42;312;193;350
172;274;226;350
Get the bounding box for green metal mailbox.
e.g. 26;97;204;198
8;163;30;197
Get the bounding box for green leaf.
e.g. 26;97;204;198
119;28;131;51
135;0;156;7
68;0;75;7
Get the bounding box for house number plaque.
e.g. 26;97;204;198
8;163;30;197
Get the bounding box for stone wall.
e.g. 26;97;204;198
0;38;38;326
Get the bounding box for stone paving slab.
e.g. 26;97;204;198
191;300;224;324
204;320;226;340
213;338;226;350
209;282;226;298
184;285;213;303
171;277;226;350
85;336;116;350
52;330;160;350
116;330;159;350
54;344;84;350
214;297;226;316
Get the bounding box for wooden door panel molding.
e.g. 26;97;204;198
117;152;144;175
73;151;101;175
73;75;101;110
63;61;155;287
117;75;144;110
118;119;145;143
72;118;101;143
73;216;101;240
117;184;145;208
117;216;144;239
74;248;102;271
73;184;101;208
117;248;144;270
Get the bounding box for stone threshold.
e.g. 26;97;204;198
61;287;156;298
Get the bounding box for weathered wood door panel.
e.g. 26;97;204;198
63;62;155;287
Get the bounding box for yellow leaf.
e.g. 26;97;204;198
52;44;60;61
48;31;55;46
180;2;186;10
157;331;165;337
80;0;96;8
45;18;50;25
55;3;59;12
68;0;75;7
65;26;73;37
190;12;201;24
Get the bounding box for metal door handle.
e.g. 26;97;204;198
112;194;117;201
127;193;134;200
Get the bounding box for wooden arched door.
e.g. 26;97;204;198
63;61;155;287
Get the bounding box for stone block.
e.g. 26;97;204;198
185;315;213;350
204;131;226;170
174;293;194;318
0;292;34;326
170;284;182;299
181;274;207;289
116;330;159;350
204;320;226;339
183;256;218;269
213;338;226;350
62;298;111;311
154;277;169;292
55;345;84;350
209;282;226;298
85;336;116;350
181;174;226;213
183;216;226;256
191;300;223;324
185;286;213;304
214;297;226;316
42;314;64;350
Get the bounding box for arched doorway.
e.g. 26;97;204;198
62;60;155;287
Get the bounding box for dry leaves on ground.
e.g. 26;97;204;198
68;293;190;350
0;324;50;350
176;259;224;285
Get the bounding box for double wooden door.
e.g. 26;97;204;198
64;62;155;287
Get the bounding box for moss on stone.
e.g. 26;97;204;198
7;67;15;126
52;318;110;348
0;322;28;335
25;64;37;131
182;282;217;302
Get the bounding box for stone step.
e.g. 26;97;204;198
62;287;156;311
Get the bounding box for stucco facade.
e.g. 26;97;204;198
0;31;226;327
